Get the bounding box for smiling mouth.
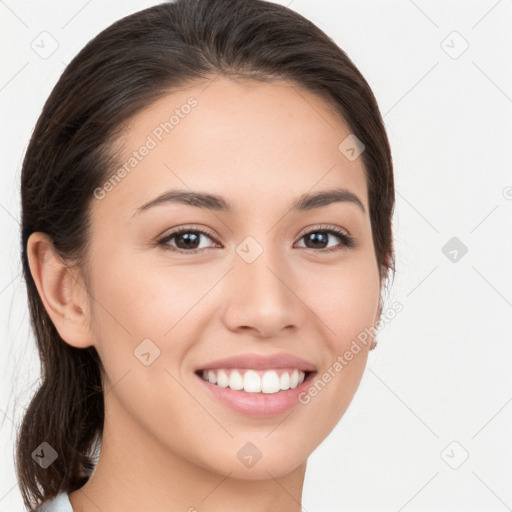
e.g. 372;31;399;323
195;368;314;394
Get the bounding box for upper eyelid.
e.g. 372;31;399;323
159;225;218;242
297;223;350;237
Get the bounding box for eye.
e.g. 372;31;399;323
295;225;355;252
157;224;355;255
157;226;220;254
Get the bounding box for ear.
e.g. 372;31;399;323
26;232;94;349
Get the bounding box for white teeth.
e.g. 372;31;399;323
290;369;299;388
261;370;281;393
280;372;290;390
244;370;261;393
216;369;229;388
229;370;244;391
199;368;307;393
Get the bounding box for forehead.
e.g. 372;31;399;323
92;76;368;221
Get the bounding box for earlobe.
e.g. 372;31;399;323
26;232;93;349
373;294;383;327
369;298;383;351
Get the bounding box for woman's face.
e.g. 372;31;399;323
85;76;381;479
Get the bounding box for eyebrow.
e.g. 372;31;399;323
134;187;366;216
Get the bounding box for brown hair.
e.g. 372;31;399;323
16;0;395;508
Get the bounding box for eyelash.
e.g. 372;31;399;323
156;224;355;255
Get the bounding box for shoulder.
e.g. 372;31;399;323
33;492;73;512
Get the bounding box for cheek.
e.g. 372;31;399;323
300;255;381;349
88;250;210;339
85;250;227;385
293;271;379;441
294;255;380;404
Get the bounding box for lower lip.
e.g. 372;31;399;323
196;371;316;417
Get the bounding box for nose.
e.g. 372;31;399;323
220;244;304;338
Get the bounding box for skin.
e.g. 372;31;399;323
27;76;382;512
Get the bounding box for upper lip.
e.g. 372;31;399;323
196;353;317;372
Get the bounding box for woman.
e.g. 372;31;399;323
17;0;395;510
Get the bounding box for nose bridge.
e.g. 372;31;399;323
221;234;302;336
237;234;290;302
239;241;285;295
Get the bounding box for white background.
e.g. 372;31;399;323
1;1;511;510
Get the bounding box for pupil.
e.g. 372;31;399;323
177;232;199;249
307;232;327;248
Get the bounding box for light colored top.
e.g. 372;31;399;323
34;492;73;511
